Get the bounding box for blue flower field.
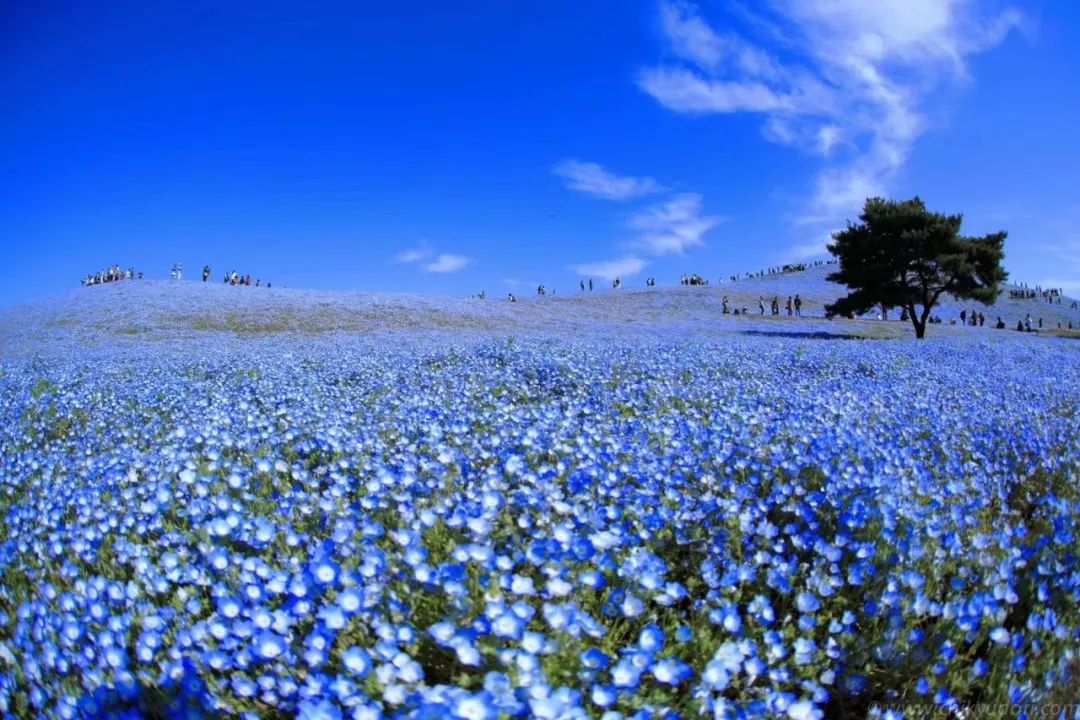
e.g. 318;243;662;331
1;279;1079;719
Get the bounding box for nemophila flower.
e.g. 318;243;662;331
546;577;573;597
342;647;371;678
638;624;664;653
611;658;643;688
454;641;482;666
581;648;610;670
492;612;524;641
253;631;287;661
297;698;343;720
620;595;644;618
591;685;617;708
453;692;497;720
653;658;692;685
796;592;821;614
793;638;816;666
510;575;536;595
579;570;606;590
521;631;546;655
317;605;347;631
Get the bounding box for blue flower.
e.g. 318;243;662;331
452;692;497;720
652;657;692;685
638;624;664;653
796;592;821;614
341;647;371;678
252;631;287;662
297;699;343;720
580;648;610;670
492;612;524;641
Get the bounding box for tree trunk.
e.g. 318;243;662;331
912;306;931;340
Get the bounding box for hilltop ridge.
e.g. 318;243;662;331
1;264;1076;354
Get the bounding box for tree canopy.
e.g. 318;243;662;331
825;197;1008;339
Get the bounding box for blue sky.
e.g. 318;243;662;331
2;0;1078;307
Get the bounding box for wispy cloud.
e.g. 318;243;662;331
423;253;471;274
394;242;433;264
395;243;470;274
572;256;647;281
640;0;1022;219
659;0;723;69
553;159;663;200
630;193;723;255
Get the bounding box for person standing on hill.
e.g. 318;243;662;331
202;265;211;282
580;280;585;292
794;295;803;317
758;297;765;315
786;297;793;316
588;278;593;292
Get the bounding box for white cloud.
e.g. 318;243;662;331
630;193;722;255
395;242;469;274
394;242;433;263
501;277;521;287
640;0;1021;219
572;256;647;281
659;0;723;69
637;68;791;113
423;254;471;274
553;159;663;200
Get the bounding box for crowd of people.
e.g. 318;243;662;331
681;274;709;286
223;271;267;287
194;265;272;287
959;309;988;327
82;265;141;286
745;295;804;316
727;260;835;283
1007;284;1068;304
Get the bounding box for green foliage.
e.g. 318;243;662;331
825;197;1008;338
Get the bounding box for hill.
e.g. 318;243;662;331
1;264;1076;355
